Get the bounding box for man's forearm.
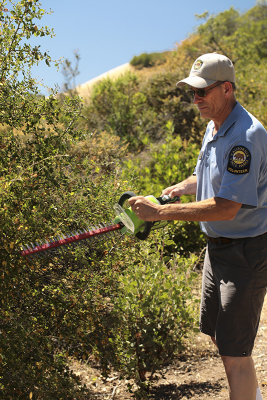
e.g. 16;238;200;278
157;197;241;221
128;195;242;222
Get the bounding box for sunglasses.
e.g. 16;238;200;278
189;81;225;98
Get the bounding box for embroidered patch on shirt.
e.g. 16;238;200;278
227;146;251;174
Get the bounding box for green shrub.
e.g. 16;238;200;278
83;69;205;151
83;72;144;149
0;121;132;398
130;52;167;69
108;240;199;396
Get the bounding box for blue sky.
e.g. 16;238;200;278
32;0;257;92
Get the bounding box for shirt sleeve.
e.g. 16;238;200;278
217;141;261;207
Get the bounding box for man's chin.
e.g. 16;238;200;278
198;107;210;119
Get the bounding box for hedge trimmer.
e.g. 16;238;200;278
21;191;179;258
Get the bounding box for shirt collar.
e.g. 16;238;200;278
211;101;241;140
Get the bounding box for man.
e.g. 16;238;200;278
128;53;267;400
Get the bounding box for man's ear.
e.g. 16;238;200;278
224;81;233;95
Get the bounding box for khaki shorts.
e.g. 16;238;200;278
200;233;267;357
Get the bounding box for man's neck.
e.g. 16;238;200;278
213;99;237;133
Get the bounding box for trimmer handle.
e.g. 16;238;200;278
118;192;180;240
118;191;153;240
118;191;138;206
157;194;180;204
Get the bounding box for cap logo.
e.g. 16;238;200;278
193;60;203;71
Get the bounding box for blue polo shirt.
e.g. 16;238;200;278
195;102;267;238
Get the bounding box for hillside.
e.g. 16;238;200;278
75;62;133;98
76;4;267;132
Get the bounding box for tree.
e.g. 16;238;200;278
61;49;81;94
0;0;55;125
0;1;90;398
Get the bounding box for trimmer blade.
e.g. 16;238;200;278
21;222;124;258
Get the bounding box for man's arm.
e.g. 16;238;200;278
161;175;197;197
128;196;242;222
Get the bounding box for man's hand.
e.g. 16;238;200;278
128;196;161;221
161;184;183;199
161;175;197;198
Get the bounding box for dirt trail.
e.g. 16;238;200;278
73;295;266;399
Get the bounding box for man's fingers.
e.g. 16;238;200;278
128;196;143;206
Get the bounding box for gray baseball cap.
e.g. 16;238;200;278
177;53;235;88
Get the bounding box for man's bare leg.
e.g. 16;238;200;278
221;355;258;400
210;337;260;400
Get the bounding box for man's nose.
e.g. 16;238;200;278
193;93;204;104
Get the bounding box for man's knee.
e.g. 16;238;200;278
221;355;237;373
220;355;253;376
